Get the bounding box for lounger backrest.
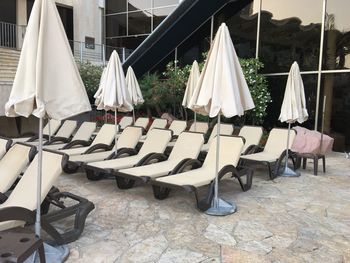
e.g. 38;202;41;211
119;116;133;130
134;117;149;129
55;120;77;138
72;122;96;141
169;132;204;160
2;150;64;211
168;120;187;136
92;124;115;146
264;128;296;155
208;124;234;143
117;126;143;149
138;129;172;156
43;119;61;136
189;122;209;134
147;118;167;132
0;144;35;193
203;136;244;169
0;138;11;159
239;126;263;152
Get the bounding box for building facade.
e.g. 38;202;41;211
106;0;350;151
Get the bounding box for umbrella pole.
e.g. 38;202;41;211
205;115;237;216
132;109;136;124
194;112;197;132
114;110;118;155
35;117;43;237
48;119;51;143
281;123;300;177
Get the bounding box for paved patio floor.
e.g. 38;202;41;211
56;152;350;263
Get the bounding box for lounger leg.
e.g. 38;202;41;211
313;156;318;176
322;155;326;173
86;170;104;181
266;162;274;180
152;185;171;200
115;176;135;189
38;243;46;263
302;158;307;169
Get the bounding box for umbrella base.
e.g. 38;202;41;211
205;198;237;216
280;166;300;177
25;243;69;263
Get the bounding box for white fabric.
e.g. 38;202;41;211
182;60;200;108
5;0;91;119
189;23;255;118
126;66;144;106
279;62;309;124
94;50;133;113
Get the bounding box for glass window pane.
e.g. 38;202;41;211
106;0;126;14
128;10;152;35
264;75;317;130
320;73;350;151
153;0;179;8
128;0;151;11
214;1;257;59
106;14;127;37
259;0;322;73
153;6;176;29
322;0;350;70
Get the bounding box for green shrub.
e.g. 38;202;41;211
78;61;104;103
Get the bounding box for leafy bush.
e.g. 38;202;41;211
78;61;104;103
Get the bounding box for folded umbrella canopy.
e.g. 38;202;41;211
94;50;133;153
189;23;255;215
182;60;200;129
4;0;91;260
279;61;308;176
126;66;144;123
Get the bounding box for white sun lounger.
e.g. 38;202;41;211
114;132;205;188
201;123;234;151
168;120;187;139
134;117;150;130
238;126;263;154
84;128;172;182
58;123;115;156
240;128;296;179
44;121;97;150
119;116;133;130
189;121;209;134
152;136;253;211
139;118;168;141
0;137;12;160
63;126;143;174
0;143;36;194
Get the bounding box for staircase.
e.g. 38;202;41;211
0;48;20;83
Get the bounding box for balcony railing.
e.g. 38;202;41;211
0;21;26;49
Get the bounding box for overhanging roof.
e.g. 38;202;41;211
123;0;252;77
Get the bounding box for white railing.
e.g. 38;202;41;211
0;21;26;49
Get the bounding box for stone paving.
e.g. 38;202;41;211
56;152;350;263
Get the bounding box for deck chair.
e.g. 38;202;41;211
0;150;94;245
12;119;62;143
114;132;205;189
238;126;264;154
189;122;209;134
240;128;297;180
134;117;150;130
0;137;12;160
84;128;173;181
168;120;187;139
152;136;253;211
58;123;115;156
44;121;96;150
201;123;234;151
63;126;143;174
139;118;168;141
119;116;133;130
26;120;77;146
0;143;37;195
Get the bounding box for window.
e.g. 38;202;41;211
106;14;127;37
128;10;152;35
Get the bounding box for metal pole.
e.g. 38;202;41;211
122;48;126;63
48;119;51;142
102;44;106;66
194;112;197;132
114;110;118;154
132;109;136;124
214;115;221;208
320;96;326;154
281;122;300;177
80;41;83;62
314;0;327;130
255;0;262;59
210;16;214;43
35;117;43;237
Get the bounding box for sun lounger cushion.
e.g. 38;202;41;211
189;122;209;134
134;117;149;129
201;124;234;151
0;150;64;231
0;138;10;159
156;136;244;187
238;126;263;153
119;116;133;130
168;120;187;136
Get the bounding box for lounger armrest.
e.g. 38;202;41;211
19;132;37;137
142;153;168;165
41;191;95;244
105;148;138;160
26;134;39;142
62;140;91;149
134;152;157;167
0;192;8;203
171;135;179;141
132;125;147;135
0;207;35;224
84;143;113;154
44;136;70;145
5;138;12;151
169;158;202;175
